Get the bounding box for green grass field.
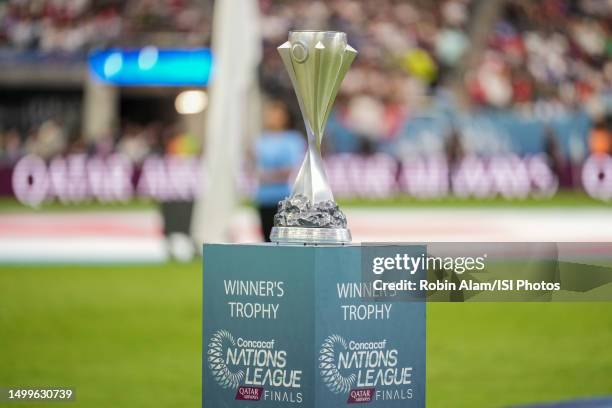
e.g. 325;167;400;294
1;263;611;407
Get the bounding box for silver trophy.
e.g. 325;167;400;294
270;31;357;244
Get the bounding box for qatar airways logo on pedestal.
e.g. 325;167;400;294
206;329;303;403
319;334;413;404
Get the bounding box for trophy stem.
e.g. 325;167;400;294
292;141;334;204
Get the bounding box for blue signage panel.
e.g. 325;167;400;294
89;48;213;86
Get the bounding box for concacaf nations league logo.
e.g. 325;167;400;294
319;333;415;404
319;334;356;394
206;329;304;403
207;329;244;389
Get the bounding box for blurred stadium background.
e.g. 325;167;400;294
0;0;611;407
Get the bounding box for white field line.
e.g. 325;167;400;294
1;207;612;262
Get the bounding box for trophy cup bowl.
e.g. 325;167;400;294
270;31;357;244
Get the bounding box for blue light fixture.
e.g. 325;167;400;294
89;48;213;86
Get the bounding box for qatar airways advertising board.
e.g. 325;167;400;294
3;153;612;205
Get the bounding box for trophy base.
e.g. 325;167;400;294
270;226;352;244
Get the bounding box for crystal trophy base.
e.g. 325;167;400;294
270;226;351;244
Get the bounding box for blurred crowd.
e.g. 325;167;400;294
0;0;211;54
260;0;611;148
0;0;611;163
470;0;611;110
0;119;200;163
